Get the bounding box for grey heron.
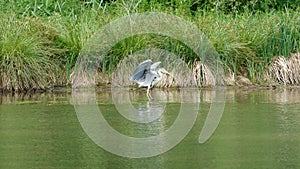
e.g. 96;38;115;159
129;59;172;100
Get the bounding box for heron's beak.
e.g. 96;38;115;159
161;69;170;75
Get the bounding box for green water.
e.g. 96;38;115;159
1;88;300;169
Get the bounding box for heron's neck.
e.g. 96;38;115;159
157;70;163;77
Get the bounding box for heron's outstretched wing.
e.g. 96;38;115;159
129;59;152;82
150;61;161;71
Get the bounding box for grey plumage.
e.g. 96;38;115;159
130;59;171;100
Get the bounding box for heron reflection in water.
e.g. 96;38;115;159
129;59;173;100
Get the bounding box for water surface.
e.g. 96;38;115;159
0;88;300;169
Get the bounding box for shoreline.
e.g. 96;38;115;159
1;82;300;95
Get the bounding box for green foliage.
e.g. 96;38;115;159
46;10;105;76
0;14;55;91
0;0;108;16
192;0;300;13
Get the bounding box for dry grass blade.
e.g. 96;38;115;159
192;61;216;87
267;53;300;85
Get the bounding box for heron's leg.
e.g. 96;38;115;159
146;86;153;101
146;87;150;99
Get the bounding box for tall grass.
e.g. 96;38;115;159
194;10;300;83
0;0;299;91
46;10;107;82
0;14;56;91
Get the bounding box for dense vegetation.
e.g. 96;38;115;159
0;0;299;91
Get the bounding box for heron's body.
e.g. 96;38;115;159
130;59;171;100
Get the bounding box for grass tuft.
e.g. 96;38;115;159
0;14;55;91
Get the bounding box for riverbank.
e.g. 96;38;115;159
0;1;299;91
